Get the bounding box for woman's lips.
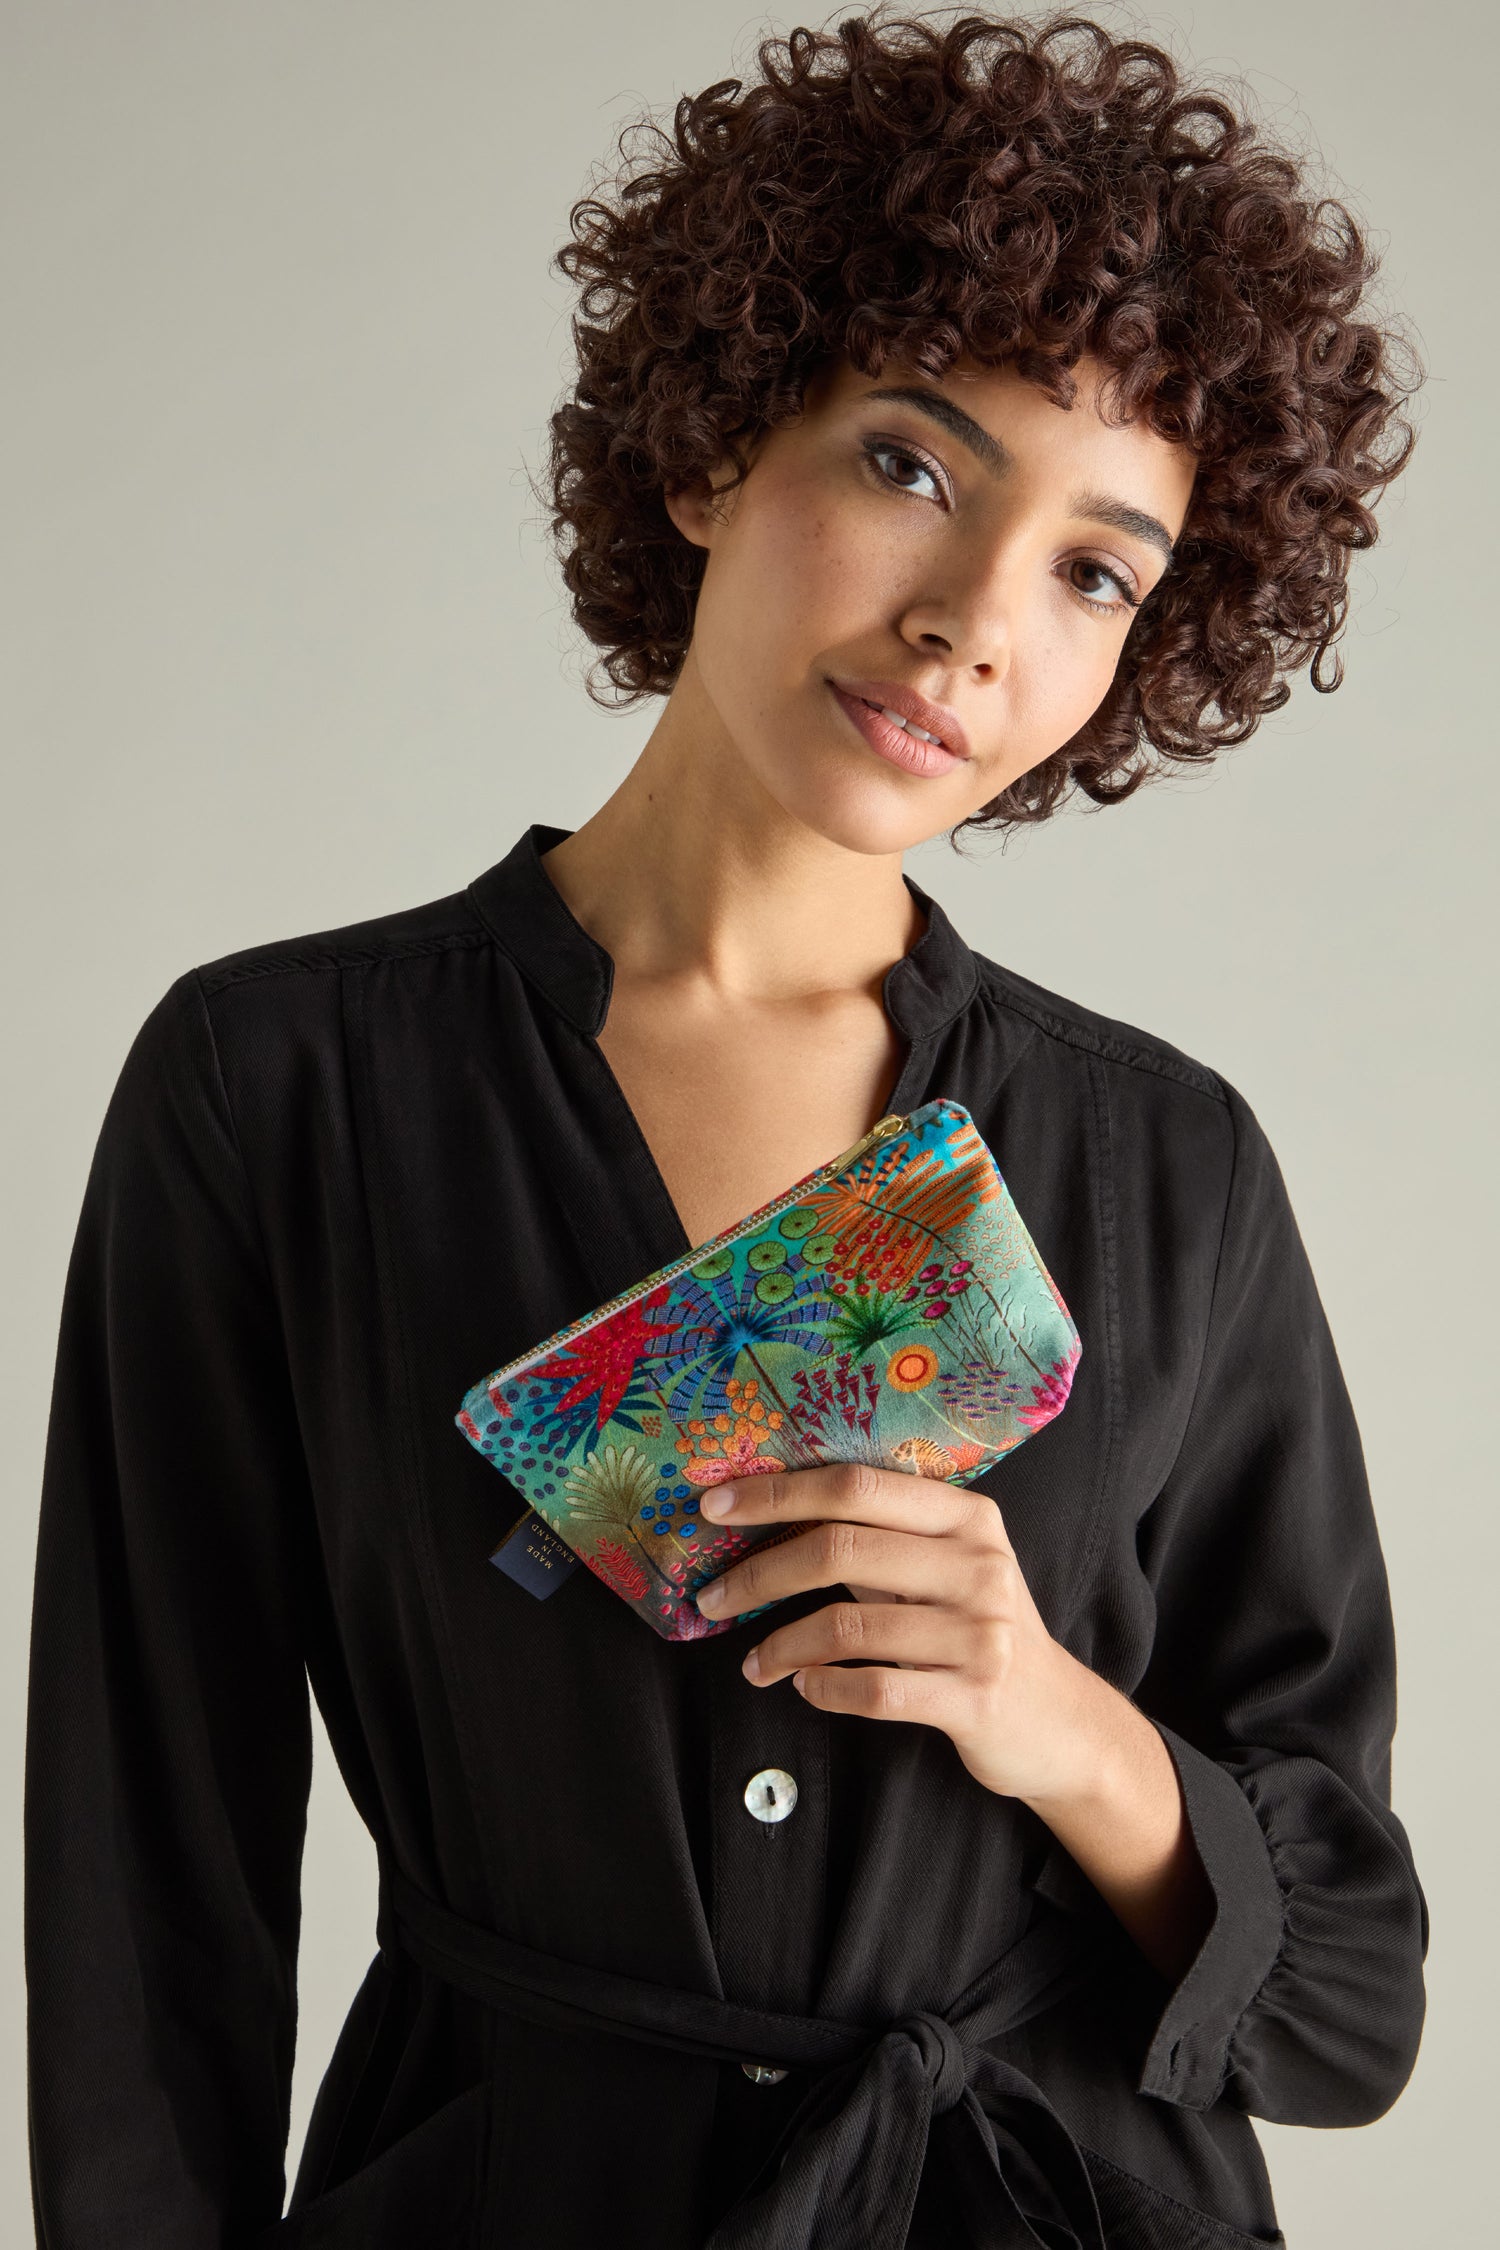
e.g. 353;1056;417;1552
828;684;967;778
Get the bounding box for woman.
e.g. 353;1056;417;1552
24;10;1427;2247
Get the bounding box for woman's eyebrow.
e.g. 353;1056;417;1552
1070;491;1177;567
861;384;1177;566
863;384;1010;477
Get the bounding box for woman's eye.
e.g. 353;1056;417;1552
864;440;944;504
1065;557;1138;613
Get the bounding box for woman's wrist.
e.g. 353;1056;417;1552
1015;1649;1217;1985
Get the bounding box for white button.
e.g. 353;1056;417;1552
742;2062;789;2083
744;1767;798;1823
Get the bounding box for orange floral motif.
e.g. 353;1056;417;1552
793;1138;1002;1298
675;1377;786;1485
885;1343;939;1391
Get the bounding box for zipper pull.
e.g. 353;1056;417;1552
829;1112;906;1176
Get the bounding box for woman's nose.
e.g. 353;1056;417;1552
904;585;1007;679
899;560;1018;680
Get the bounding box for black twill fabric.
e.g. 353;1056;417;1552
24;822;1428;2248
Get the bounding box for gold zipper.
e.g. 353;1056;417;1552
478;1111;908;1392
826;1110;906;1175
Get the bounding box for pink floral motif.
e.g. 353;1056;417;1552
1019;1338;1082;1431
664;1599;720;1639
683;1433;785;1485
591;1538;649;1603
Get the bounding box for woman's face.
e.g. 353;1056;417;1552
664;351;1197;856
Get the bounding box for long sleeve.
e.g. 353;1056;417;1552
25;970;316;2248
1130;1077;1428;2125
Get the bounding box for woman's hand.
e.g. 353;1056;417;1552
692;1461;1216;1980
692;1460;1097;1803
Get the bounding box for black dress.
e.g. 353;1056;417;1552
24;820;1428;2249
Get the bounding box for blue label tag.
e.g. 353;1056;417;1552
488;1509;582;1600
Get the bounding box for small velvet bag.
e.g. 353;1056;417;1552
455;1097;1080;1641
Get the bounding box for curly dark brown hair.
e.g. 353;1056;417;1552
543;6;1420;837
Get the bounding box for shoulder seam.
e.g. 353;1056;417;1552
198;924;490;997
976;963;1227;1102
184;966;282;1301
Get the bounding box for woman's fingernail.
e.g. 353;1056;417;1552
700;1485;736;1517
695;1579;722;1611
742;1646;762;1682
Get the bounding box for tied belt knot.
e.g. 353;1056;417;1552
381;1855;1110;2250
893;2008;970;2113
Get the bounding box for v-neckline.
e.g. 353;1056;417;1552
583;1009;939;1269
465;820;982;1281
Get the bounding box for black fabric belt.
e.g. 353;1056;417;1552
382;1856;1111;2249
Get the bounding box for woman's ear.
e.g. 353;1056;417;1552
663;461;740;551
662;475;716;550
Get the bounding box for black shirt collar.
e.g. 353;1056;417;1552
467;823;979;1044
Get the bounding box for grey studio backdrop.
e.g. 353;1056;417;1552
3;3;1491;2243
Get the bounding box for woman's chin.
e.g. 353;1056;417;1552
759;764;977;859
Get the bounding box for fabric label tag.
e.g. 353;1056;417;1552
489;1509;582;1600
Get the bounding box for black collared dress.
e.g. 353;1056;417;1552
24;821;1428;2250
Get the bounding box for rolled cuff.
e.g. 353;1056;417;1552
1136;1721;1286;2108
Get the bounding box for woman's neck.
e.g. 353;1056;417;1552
538;671;926;1009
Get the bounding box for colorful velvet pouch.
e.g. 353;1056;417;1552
456;1098;1080;1642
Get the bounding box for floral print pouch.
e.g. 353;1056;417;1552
455;1098;1080;1642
